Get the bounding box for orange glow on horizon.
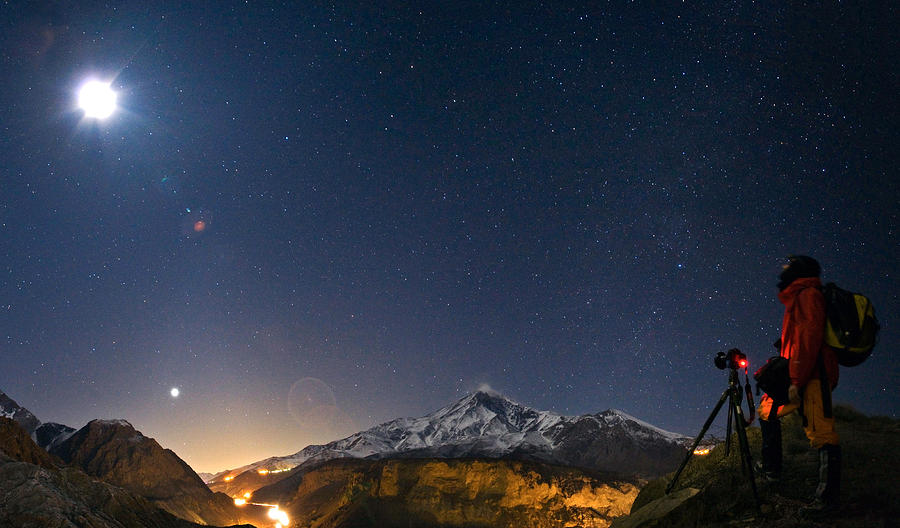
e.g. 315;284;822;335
693;447;711;456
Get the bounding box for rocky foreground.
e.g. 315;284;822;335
613;406;900;528
0;417;252;528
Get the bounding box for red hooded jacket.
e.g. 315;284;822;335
778;277;839;389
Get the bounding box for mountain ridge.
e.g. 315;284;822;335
0;416;254;528
0;389;265;527
0;389;78;451
210;390;689;497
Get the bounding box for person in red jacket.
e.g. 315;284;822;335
757;255;840;510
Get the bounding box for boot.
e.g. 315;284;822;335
809;444;841;511
758;418;782;481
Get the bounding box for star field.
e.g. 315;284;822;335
1;2;897;473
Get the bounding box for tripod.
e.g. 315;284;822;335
666;365;760;510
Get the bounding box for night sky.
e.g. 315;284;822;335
2;2;897;473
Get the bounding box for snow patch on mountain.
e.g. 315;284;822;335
598;409;688;442
34;422;76;451
0;390;41;435
212;391;688;482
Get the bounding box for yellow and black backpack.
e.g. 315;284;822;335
823;282;880;367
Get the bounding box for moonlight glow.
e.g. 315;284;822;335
170;387;180;398
77;80;118;119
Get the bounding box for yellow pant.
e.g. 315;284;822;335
757;379;838;448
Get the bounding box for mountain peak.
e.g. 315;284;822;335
471;386;505;398
210;391;689;491
88;418;135;429
0;389;41;435
452;389;524;413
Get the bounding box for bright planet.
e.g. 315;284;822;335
170;387;180;398
77;80;117;119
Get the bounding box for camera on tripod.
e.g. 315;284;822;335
714;348;748;370
668;346;760;511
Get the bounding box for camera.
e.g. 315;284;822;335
714;348;748;370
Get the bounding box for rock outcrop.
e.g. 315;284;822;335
0;417;58;469
619;407;900;527
248;457;640;528
50;418;256;527
0;417;233;528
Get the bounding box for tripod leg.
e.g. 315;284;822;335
725;392;734;457
666;388;730;494
732;394;761;512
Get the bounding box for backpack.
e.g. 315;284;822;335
754;356;791;406
822;282;880;367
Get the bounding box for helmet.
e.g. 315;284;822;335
778;255;821;290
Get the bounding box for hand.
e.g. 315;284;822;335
788;384;801;405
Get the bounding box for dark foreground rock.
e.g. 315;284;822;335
619;406;900;527
51;418;256;526
0;417;255;528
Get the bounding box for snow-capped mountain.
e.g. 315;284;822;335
212;390;689;484
1;389;76;450
34;421;76;451
0;390;40;435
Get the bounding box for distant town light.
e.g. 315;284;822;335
268;506;289;526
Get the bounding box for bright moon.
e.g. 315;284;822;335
77;80;117;119
170;387;180;398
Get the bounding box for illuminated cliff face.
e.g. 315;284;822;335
251;457;640;528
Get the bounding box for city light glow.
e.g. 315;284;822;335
232;496;290;526
267;506;290;526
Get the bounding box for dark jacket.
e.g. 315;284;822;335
778;277;839;389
